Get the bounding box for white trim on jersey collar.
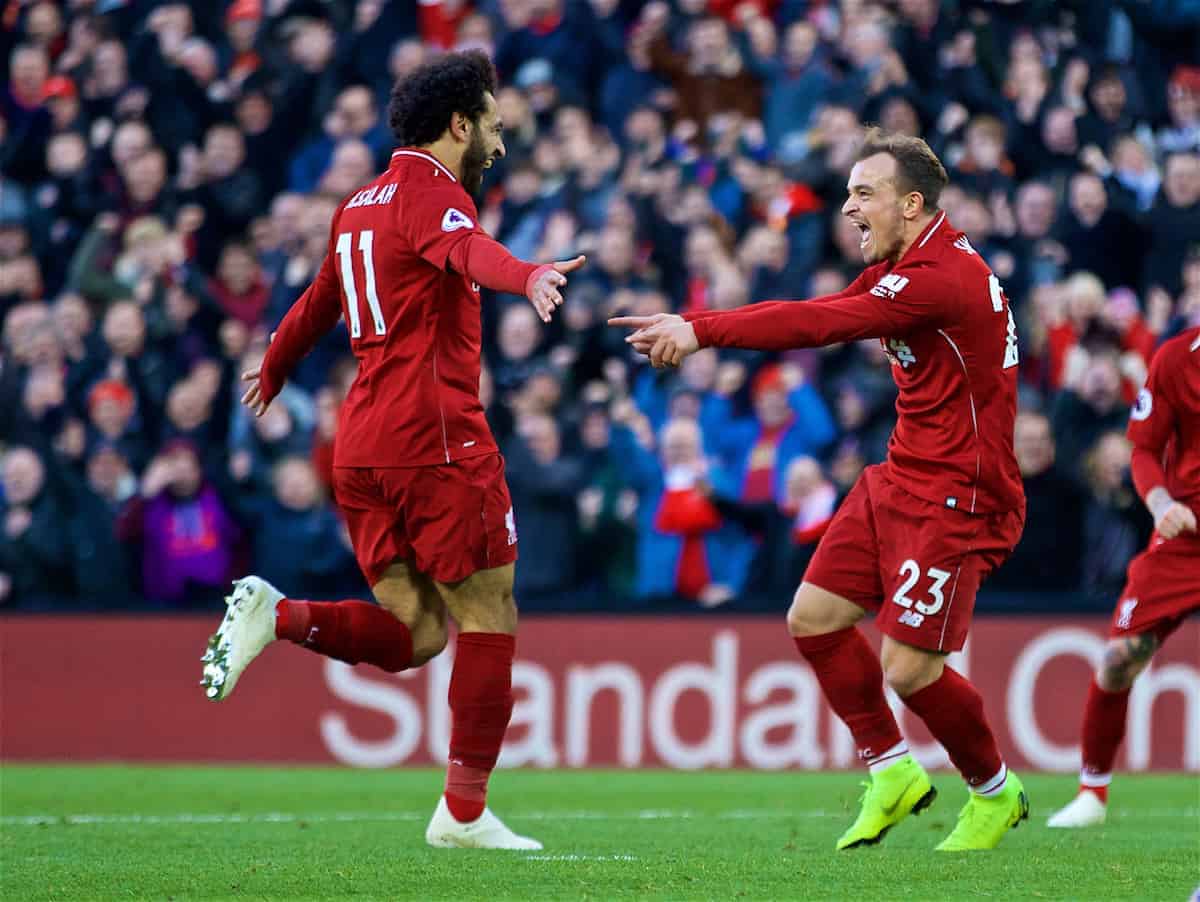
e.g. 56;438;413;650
390;149;458;183
917;211;946;249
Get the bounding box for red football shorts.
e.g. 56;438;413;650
332;452;518;586
804;465;1024;652
1109;531;1199;642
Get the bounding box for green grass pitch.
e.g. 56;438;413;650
2;766;1196;900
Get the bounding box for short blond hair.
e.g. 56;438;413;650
857;126;949;212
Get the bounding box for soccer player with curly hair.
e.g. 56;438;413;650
201;50;584;851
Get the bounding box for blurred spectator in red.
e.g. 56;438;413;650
1158;66;1200;155
87;377;149;472
209;240;268;329
419;0;475;50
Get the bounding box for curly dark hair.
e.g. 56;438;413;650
388;50;497;147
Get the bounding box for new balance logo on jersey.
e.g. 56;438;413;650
898;609;925;628
870;274;910;299
1116;598;1138;630
346;183;397;209
505;507;518;546
884;338;917;368
442;208;474;232
953;235;976;255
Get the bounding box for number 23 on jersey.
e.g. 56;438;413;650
989;273;1019;370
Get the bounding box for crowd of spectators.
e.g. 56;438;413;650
2;0;1198;612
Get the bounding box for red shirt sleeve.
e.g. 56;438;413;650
449;233;542;297
402;186;485;272
692;262;955;351
683;267;880;324
259;246;342;404
403;186;540;295
1127;346;1176;502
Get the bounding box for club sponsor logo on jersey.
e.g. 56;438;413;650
345;183;397;209
1116;598;1139;630
883;337;917;368
1131;388;1153;422
441;208;474;232
870;274;910;299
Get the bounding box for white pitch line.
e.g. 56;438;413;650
524;855;639;862
0;810;803;827
1;808;1194;828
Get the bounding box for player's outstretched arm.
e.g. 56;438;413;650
686;291;934;352
611;286;947;366
246;254;342;417
447;232;585;323
1128;352;1197;539
525;254;587;323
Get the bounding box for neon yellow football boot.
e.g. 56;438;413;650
836;755;937;850
935;771;1030;851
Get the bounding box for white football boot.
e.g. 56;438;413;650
1047;790;1108;828
425;797;543;850
200;576;282;701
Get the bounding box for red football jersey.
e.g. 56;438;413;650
690;213;1024;515
260;149;501;468
1128;327;1200;515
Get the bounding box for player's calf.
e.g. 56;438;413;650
1097;634;1159;692
1049;633;1160;825
880;639;945;697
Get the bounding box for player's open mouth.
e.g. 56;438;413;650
855;222;871;248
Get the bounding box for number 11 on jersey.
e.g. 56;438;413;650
336;230;387;339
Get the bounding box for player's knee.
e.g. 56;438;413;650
882;644;944;697
453;589;518;635
410;616;449;666
786;584;860;637
785;600;820;637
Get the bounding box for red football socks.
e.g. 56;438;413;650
902;667;1003;788
445;632;516;823
275;600;413;673
793;628;906;767
1078;678;1129;800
